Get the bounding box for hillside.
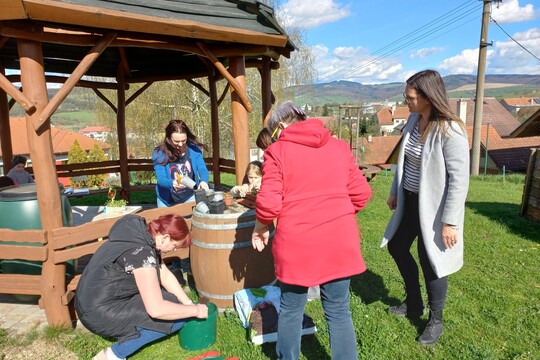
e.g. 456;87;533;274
293;74;540;104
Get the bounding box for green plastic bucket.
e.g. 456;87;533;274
179;302;218;351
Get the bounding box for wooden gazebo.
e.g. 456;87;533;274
0;0;292;326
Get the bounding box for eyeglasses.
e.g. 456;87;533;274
402;93;416;103
271;126;280;141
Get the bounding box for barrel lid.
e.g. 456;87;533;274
0;183;65;201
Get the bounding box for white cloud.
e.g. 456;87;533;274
280;0;351;29
410;47;445;59
311;45;406;83
491;0;538;24
437;27;540;75
488;27;540;74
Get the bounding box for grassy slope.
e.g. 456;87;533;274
2;174;539;359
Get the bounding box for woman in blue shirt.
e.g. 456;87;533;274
153;120;209;208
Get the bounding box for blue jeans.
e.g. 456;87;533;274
111;321;185;358
277;277;357;360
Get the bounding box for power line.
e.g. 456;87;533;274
490;16;540;63
321;0;483;82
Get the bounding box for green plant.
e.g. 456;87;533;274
105;198;127;208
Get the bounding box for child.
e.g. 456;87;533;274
7;155;34;185
230;161;262;197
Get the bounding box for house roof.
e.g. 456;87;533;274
376;106;410;126
0;0;292;80
501;97;540;106
448;98;520;137
79;126;112;133
509;108;540;138
360;135;401;165
0;118;110;158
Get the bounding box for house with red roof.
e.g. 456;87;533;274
78;126;112;142
1;118;111;181
501;97;540;114
375;106;410;135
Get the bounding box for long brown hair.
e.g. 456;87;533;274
406;70;464;139
155;119;208;164
147;214;191;248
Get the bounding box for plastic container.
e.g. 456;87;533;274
179;302;218;350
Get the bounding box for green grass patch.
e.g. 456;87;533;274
3;173;539;359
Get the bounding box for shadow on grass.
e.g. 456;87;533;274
261;333;330;360
467;202;540;244
351;269;397;306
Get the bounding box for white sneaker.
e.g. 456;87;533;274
92;349;108;360
307;286;320;301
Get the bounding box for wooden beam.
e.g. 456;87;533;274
208;73;221;188
217;82;230;107
92;88;117;113
229;56;250;185
23;0;289;47
6;74;126;90
186;79;209;97
0;66;13;174
34;32;117;132
126;82;153;107
197;42;252;112
116;66;130;202
261;57;272;126
0;72;36;113
0;36;8;49
118;47;131;77
18;37;70;327
0;0;28;20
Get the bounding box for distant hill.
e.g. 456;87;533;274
293;74;540;105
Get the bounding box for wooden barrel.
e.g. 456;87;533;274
191;208;275;310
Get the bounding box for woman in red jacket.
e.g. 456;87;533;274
252;102;371;360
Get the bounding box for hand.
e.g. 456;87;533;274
172;180;185;191
198;181;209;190
442;224;458;249
194;303;209;319
387;195;397;210
252;221;269;252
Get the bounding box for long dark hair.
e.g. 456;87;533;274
406;70;464;139
256;128;275;150
155;119;208;164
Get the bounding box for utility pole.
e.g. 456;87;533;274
471;0;498;175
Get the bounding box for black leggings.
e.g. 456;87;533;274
388;190;448;313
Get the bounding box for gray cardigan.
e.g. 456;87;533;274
381;113;470;277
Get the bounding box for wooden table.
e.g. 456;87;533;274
359;165;381;181
71;206;142;226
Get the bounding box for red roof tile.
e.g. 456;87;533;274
358;135;401;165
502;97;540;106
376;106;410;126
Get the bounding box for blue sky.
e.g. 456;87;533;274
275;0;540;84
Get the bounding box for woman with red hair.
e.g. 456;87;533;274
76;214;208;360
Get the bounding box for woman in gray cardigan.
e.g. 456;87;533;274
382;70;469;345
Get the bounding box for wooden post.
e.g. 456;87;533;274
116;66;130;201
229;56;249;185
18;38;70;326
261;56;272;126
0;66;13;174
208;73;221;188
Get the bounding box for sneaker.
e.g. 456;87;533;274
93;349;108;360
388;302;425;317
307;286;320;302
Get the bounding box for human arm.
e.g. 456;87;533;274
347;151;371;213
251;219;270;252
159;263;193;305
231;184;249;197
189;145;209;189
152;149;173;190
255;149;283;222
134;267;208;320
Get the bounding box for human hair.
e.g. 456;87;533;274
266;102;307;138
406;70;464;139
156;119;208;164
12;155;28;167
0;176;15;188
256;128;275;150
245;161;262;177
146;214;192;248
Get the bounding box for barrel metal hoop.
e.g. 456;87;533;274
192;231;274;250
196;279;278;300
192;220;255;230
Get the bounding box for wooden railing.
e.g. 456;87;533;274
0;202;195;327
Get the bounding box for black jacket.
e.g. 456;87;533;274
75;215;178;342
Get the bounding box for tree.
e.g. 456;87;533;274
87;143;107;187
67;140;90;188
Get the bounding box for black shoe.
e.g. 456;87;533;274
388;302;425;317
418;311;443;345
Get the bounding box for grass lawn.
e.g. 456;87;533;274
2;173;539;359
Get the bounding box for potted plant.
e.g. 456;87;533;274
223;192;233;206
104;187;128;215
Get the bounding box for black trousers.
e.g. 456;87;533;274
388;190;448;313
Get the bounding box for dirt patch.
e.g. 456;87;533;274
1;339;78;359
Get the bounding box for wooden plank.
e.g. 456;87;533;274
520;149;537;217
53;241;104;264
139;202;195;221
526;205;540;221
0;0;28;21
0;244;47;261
62;274;81;305
51;219;117;250
0;228;47;243
0;274;42;295
23;0;289;47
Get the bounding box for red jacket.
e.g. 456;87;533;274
256;119;371;286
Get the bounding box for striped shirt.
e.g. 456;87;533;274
403;123;424;193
